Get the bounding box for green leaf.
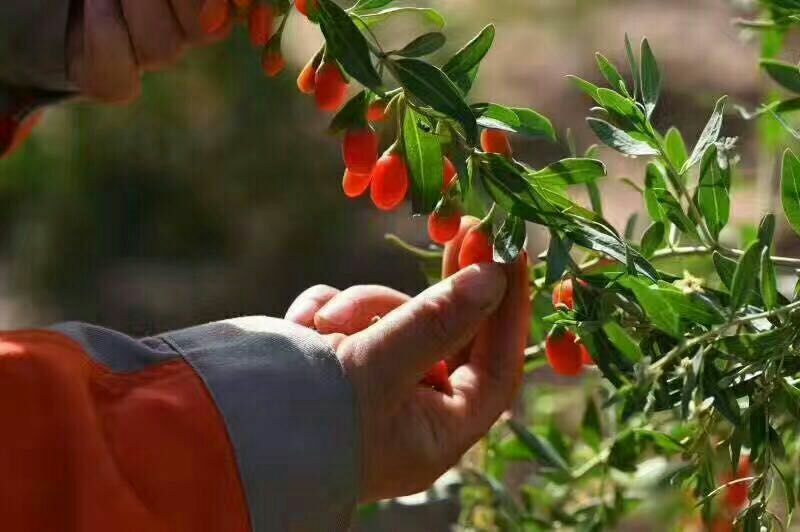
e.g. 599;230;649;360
625;34;640;100
545;231;572;285
664;127;689;171
781;148;800;237
681;96;728;174
640;221;665;258
527;158;606;187
317;0;383;92
595;52;627;94
760;248;778;310
392;32;446;57
587;118;658;156
758;213;776;249
697;145;730;239
620;278;681;337
713;251;737;290
507;420;570;473
352;0;394;11
442;24;495;94
656;287;725;325
328;91;369;133
391;58;478;143
597;88;641;121
644;163;696;235
634;429;684;453
564;220;658;280
730;240;763;313
403;107;443;214
761;58;800;93
567;75;602;105
494;215;527;264
359;7;445;28
602;321;643;362
474;104;555;140
640;38;661;118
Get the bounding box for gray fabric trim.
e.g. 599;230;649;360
50;321;180;372
0;0;75;91
162;316;359;532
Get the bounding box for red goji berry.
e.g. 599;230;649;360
458;227;493;269
420;360;452;395
724;456;752;511
297;58;318;94
233;0;253;9
428;209;462;245
343;128;379;174
249;4;274;47
314;63;348;112
580;344;594;366
367;101;388;123
481;129;513;157
545;331;584;377
296;0;319;18
552;279;588;310
261;47;285;77
200;0;230;34
442;156;458;191
342;169;372;199
370;152;409;211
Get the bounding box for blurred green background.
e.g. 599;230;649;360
0;0;780;338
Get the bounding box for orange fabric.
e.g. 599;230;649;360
0;330;251;532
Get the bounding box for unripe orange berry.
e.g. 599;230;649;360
367;101;388;123
342;170;372;199
428;210;462;245
297;59;317;94
442;156;458;191
481;129;513;157
343;128;379;174
296;0;319;18
545;331;584;377
420;360;452;395
314;63;348;112
458;227;493;269
370;152;409;211
200;0;230;35
261;48;285;77
249;5;274;47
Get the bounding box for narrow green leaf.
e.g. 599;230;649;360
512;107;557;141
760;248;778;310
391;58;477;143
507;420;570;473
475;104;555;140
713;251;737;290
587;118;658;156
781;148;800;237
567;75;603;105
392;32;446;57
758;213;776;249
545;231;572;285
587;181;603;215
328;91;369;133
624;34;640;100
620;278;681;337
645;162;696;235
681;96;728;174
597;88;641;121
761;58;800;93
634;429;684;453
360;7;445;28
527;158;606;187
697;145;730;239
664;127;689;175
603;321;643;362
564;220;658;280
317;0;383;92
730;241;763;313
494;215;527;263
353;0;395;11
640;38;661;117
595;52;627;94
640;221;665;258
442;24;494;94
403;107;442;214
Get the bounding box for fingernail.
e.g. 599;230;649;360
285;299;320;324
316;298;355;331
452;263;507;311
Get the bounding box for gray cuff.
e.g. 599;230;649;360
0;0;75;90
161;316;359;532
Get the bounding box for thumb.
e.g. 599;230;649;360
339;263;507;397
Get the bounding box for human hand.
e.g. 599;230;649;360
285;219;530;503
67;0;231;103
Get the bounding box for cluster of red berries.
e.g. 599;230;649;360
545;279;594;377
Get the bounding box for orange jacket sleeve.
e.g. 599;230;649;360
0;317;359;532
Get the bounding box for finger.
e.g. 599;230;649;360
442;216;480;279
439;254;530;439
285;285;340;328
315;285;410;335
121;0;186;71
71;0;141;103
339;263;507;399
172;0;229;43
